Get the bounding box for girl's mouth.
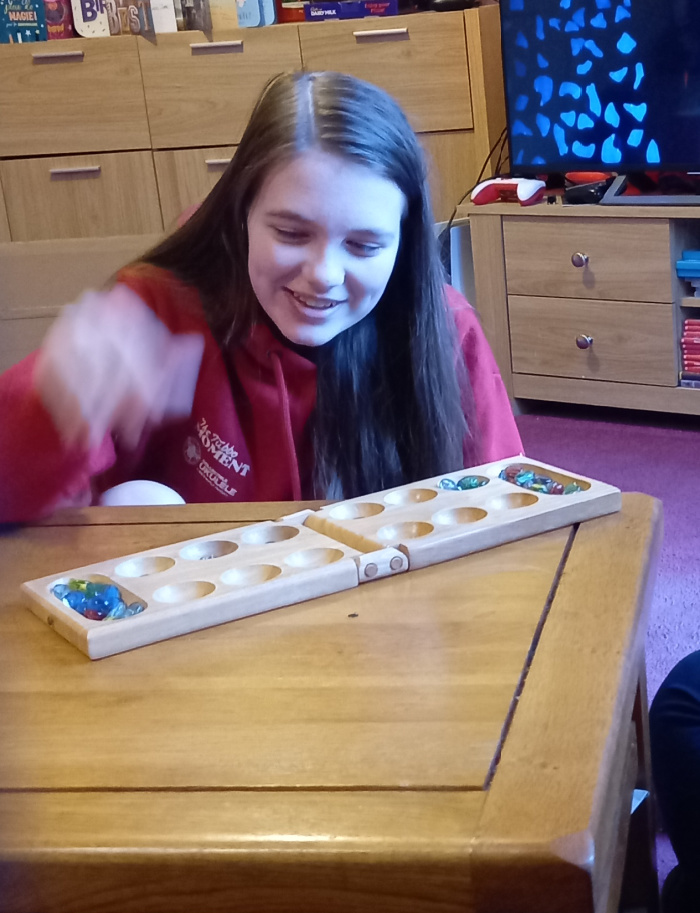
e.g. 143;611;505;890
287;289;342;311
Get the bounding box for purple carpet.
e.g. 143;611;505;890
515;403;700;885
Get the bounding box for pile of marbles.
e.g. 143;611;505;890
438;475;488;491
51;579;145;622
498;464;582;495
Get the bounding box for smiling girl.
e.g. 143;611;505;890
0;71;521;522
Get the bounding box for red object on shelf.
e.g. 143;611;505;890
43;0;75;37
564;171;613;185
275;0;307;20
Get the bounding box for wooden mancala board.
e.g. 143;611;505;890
22;457;621;659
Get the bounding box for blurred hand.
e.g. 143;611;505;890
34;285;205;450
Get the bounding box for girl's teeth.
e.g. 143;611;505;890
293;292;335;309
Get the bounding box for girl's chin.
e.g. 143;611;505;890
285;327;337;348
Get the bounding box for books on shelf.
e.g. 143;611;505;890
1;0;48;42
679;318;700;387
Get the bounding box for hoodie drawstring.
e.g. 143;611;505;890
269;351;303;501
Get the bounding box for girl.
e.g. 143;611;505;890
0;71;521;523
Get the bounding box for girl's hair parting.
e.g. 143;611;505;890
139;71;479;498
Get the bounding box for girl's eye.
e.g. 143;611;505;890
347;240;381;256
274;228;308;243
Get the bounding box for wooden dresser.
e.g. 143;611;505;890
0;2;505;372
461;201;700;416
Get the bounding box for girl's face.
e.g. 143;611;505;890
246;148;406;348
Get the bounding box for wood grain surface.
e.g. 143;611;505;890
298;12;472;135
0;495;662;913
502;217;673;303
0;36;150;158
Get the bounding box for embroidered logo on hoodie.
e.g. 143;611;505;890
182;417;251;500
196;418;250;476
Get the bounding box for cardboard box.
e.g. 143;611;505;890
303;0;396;20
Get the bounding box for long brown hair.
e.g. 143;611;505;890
140;71;478;498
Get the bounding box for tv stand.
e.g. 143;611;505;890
459;200;700;416
601;174;700;207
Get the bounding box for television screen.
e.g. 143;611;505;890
500;0;700;175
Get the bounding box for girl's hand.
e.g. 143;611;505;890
33;285;205;451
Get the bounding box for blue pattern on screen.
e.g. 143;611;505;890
535;75;554;104
504;0;662;169
584;39;604;57
604;102;620;127
617;32;636;53
537;114;552;135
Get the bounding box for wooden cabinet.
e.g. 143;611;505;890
0;235;162;374
1;152;163;241
420;131;477;228
138;26;303;149
298;12;472;134
462;202;700;416
0;36;150;157
154;146;236;229
0;1;506;241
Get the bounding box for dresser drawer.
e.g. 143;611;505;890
298;12;472;133
503;217;673;303
139;27;302;149
1;153;164;241
0;235;162;372
154;146;236;229
509;296;677;386
0;37;150;157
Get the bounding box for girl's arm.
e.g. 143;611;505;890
0;351;117;523
0;284;203;524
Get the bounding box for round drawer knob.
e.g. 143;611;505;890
576;334;594;349
571;252;589;268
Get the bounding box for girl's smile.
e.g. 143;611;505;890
246;148;406;347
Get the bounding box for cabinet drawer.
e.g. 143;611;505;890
154;146;236;229
0;235;161;371
298;12;472;133
509;296;677;386
503;217;673;303
139;27;302;149
1;153;164;241
0;37;150;157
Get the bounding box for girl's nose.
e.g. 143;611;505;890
306;244;345;289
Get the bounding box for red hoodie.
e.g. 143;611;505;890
0;266;522;522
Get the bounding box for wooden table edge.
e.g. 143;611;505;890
469;493;663;913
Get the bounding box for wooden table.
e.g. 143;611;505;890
0;494;662;913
